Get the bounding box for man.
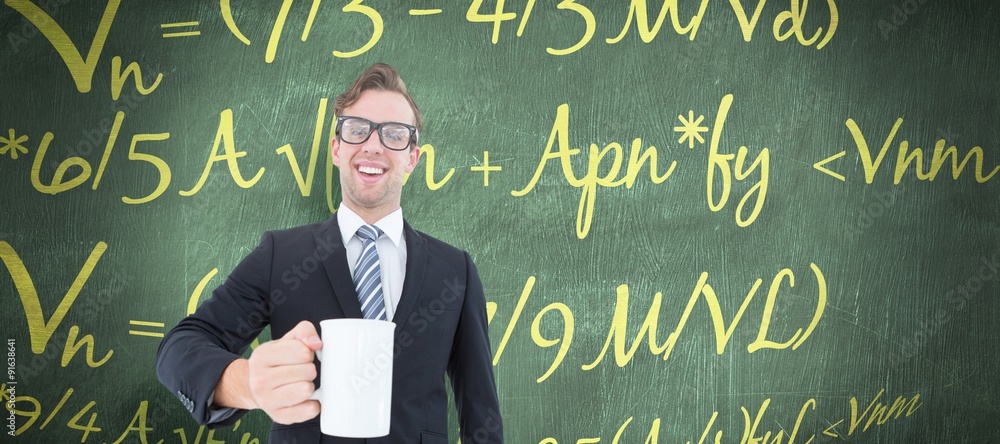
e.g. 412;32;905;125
156;63;504;443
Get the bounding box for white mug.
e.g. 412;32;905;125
309;318;396;437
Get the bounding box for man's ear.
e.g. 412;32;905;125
331;137;341;167
405;145;421;173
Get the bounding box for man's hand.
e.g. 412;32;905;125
247;320;323;425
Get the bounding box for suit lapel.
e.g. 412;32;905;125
393;220;427;328
314;214;364;318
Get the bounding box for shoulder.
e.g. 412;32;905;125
408;225;469;260
268;220;324;238
265;217;337;246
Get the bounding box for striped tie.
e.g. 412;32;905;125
354;225;386;320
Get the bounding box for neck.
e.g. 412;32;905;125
342;201;399;225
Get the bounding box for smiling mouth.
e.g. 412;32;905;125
358;165;386;176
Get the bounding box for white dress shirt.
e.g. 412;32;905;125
336;204;407;321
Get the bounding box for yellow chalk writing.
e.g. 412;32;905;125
221;0;251;45
5;0;121;93
91;111;125;190
581;283;671;370
2;383;41;435
606;0;710;43
188;268;219;316
612;417;632;443
492;276;535;366
747;263;826;352
706;94;769;227
848;117;998;183
61;325;112;368
486;301;498;325
266;0;295;63
693;412;722;444
539;391;918;444
0;242;106;355
772;0;839;50
848;389;922;435
465;0;838;51
112;401;152;444
512;103;675;239
66;400;100;442
729;0;767;42
122;133;172;204
276;99;328;196
180;109;265;196
547;0;595;56
466;0;516;44
583;264;827;371
333;0;383;58
739;397;814;444
530;302;574;383
895;139;999;183
30;132;91;195
326;138;337;213
110;56;162;100
414;144;455;190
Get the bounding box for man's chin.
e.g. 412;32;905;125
345;192;396;211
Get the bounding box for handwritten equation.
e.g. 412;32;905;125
813;117;1000;184
3;0;987;242
195;0;842;60
1;238;827;384
6;94;995;242
485;263;827;383
538;389;922;444
3;383;263;443
4;0;840;80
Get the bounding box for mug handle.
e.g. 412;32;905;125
309;347;323;401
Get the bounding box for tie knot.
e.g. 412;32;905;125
356;224;382;242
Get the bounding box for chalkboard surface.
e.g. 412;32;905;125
2;0;999;442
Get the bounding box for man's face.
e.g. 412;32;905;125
332;89;420;218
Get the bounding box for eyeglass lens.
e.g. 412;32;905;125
341;118;412;150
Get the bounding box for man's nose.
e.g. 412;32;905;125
361;131;385;154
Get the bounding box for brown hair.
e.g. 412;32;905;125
334;63;424;137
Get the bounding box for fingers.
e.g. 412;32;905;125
252;362;317;393
251;336;316;367
248;355;320;423
269;399;321;425
267;379;317;406
282;320;323;351
247;322;325;425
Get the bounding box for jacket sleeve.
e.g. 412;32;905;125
447;252;504;443
155;232;276;428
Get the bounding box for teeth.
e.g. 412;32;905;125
359;166;385;175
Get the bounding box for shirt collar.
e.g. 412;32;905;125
337;204;404;248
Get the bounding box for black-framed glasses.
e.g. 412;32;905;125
335;116;418;151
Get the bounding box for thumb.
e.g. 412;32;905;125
282;320;323;350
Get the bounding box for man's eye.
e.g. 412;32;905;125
384;127;408;141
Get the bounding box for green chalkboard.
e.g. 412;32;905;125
2;0;999;442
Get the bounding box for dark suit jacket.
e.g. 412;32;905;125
156;214;503;443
